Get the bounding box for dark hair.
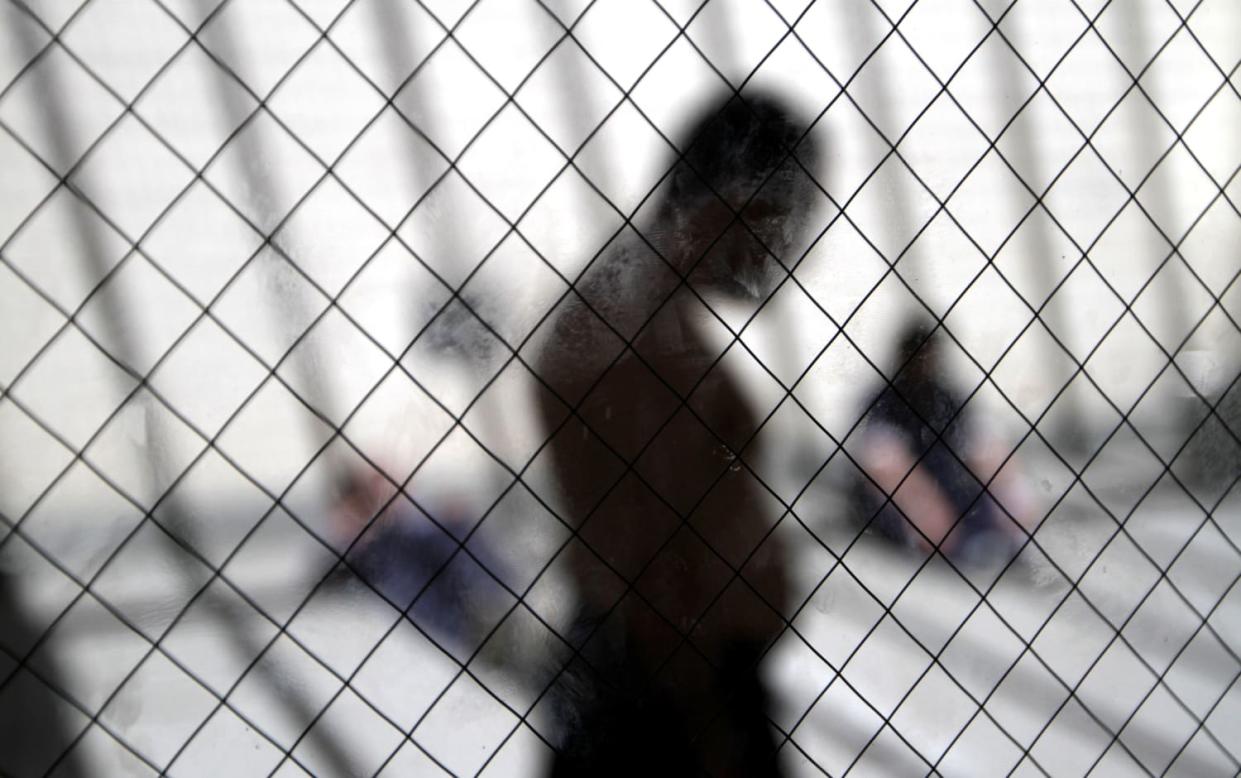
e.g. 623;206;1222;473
896;319;936;360
890;318;947;385
667;90;818;212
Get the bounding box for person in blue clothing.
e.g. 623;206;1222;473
331;466;510;655
851;319;1032;565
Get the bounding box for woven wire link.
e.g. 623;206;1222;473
0;0;1238;775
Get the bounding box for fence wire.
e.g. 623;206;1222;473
0;0;1238;775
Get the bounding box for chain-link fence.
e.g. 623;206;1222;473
0;0;1238;775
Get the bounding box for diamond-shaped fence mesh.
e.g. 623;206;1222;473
0;0;1238;775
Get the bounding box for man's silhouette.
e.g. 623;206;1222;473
534;91;821;777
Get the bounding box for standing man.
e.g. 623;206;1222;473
534;91;822;777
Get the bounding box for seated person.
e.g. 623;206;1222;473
330;465;510;654
851;320;1033;565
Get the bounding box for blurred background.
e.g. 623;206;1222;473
0;0;1238;775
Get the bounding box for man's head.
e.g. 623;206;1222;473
893;318;942;383
658;91;821;300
